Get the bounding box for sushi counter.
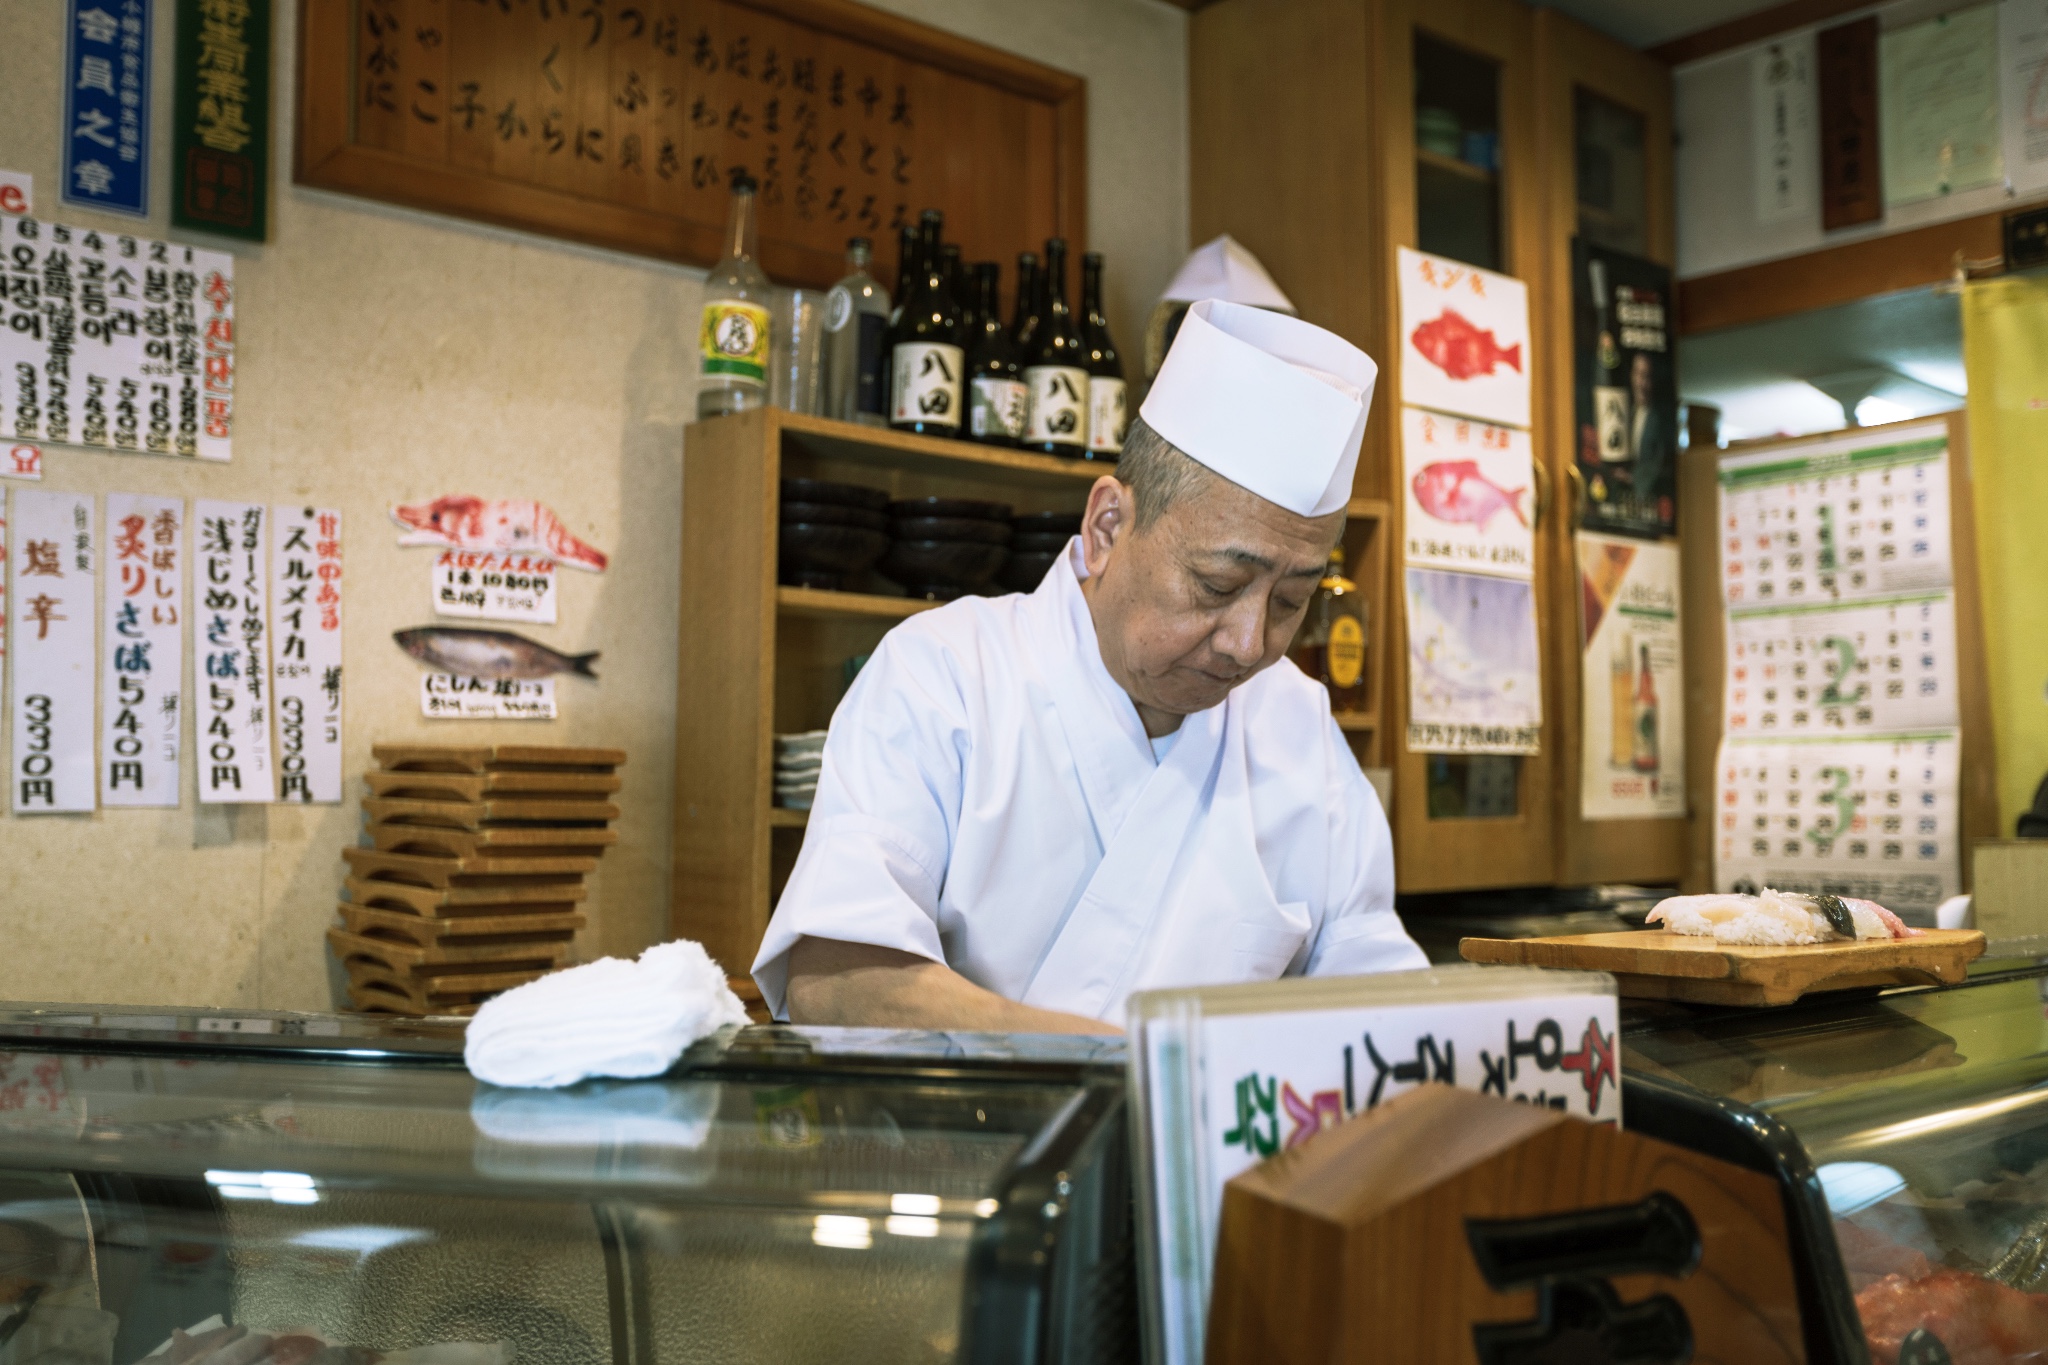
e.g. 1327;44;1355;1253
0;958;2046;1364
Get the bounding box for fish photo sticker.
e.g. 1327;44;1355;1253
1400;407;1534;580
1396;247;1531;430
390;495;609;571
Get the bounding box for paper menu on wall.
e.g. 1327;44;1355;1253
271;506;343;803
1713;733;1961;915
195;500;272;802
1396;247;1531;430
1881;5;2003;205
10;489;96;813
100;493;183;807
1400;407;1534;579
2002;0;2048;196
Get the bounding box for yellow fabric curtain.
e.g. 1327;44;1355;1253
1961;276;2048;834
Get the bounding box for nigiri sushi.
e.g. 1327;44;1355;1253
1647;888;1922;946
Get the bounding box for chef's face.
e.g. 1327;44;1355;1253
1080;471;1341;720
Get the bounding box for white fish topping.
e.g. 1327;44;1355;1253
1647;888;1891;945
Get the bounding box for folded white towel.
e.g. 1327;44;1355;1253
463;939;748;1088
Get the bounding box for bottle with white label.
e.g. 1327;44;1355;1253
1080;250;1126;460
966;262;1025;446
886;211;965;437
696;168;773;420
822;236;891;428
1022;237;1089;456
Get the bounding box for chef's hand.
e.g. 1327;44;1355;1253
786;937;1123;1036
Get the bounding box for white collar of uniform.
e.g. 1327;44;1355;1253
1037;537;1151;758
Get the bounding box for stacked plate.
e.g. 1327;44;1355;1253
334;743;625;1017
998;511;1082;592
880;496;1012;600
775;731;827;809
779;477;890;590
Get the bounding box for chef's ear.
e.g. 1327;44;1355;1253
1080;475;1133;576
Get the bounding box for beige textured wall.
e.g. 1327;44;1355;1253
0;0;1188;1010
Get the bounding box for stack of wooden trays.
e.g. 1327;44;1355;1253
335;743;626;1017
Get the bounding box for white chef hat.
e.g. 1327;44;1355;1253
1159;234;1297;313
1138;299;1378;519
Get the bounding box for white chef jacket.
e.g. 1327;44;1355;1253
751;539;1425;1023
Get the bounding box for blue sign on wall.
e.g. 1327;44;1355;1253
63;0;151;216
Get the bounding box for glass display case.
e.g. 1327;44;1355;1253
1623;959;2048;1364
0;1007;1133;1365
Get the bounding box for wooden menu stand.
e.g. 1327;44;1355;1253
1205;1085;1804;1364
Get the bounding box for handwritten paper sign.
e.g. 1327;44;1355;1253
1400;406;1534;579
271;506;343;803
432;550;557;624
0;217;236;461
101;493;182;806
1130;967;1619;1365
299;0;1083;289
196;500;271;802
1396;247;1531;430
4;446;42;481
11;489;97;813
421;673;556;720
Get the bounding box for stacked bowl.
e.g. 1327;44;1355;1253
998;511;1081;593
880;497;1013;600
779;478;890;590
775;730;826;809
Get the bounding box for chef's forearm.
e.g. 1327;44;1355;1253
784;937;1121;1035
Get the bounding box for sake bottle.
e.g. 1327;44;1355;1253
940;243;968;341
966;263;1025;446
1011;251;1041;350
1288;548;1367;713
1080;251;1126;460
696;169;773;420
1631;643;1660;773
1021;238;1089;456
886;211;964;436
889;224;917;327
822;237;891;428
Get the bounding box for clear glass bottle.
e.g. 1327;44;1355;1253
1080;251;1126;460
1288;548;1367;713
966;262;1025;447
696;170;773;421
823;237;891;428
1021;238;1089;456
886;211;964;436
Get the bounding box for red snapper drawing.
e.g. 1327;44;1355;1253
1409;308;1523;381
1411;459;1528;530
391;495;609;571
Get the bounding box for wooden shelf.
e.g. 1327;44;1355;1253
763;410;1110;490
1416;147;1498;185
776;585;940;621
1333;710;1380;733
768;806;810;828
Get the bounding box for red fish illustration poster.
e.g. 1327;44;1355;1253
1401;407;1535;579
1577;532;1684;819
1397;247;1531;430
1572;240;1678;538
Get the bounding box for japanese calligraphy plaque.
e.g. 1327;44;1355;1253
297;0;1085;288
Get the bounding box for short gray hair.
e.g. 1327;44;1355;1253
1118;415;1223;528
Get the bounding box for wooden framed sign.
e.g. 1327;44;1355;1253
296;0;1086;289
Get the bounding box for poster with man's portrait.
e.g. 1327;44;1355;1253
1572;239;1678;539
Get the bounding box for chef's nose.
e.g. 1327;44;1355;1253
1211;596;1266;671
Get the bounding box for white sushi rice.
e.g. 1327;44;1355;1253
1647;888;1890;945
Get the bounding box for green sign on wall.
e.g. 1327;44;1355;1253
171;0;270;240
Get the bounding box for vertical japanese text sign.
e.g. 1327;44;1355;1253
172;0;270;240
65;0;152;216
102;494;184;806
11;489;98;813
270;506;342;802
196;499;271;801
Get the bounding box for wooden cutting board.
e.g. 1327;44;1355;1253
362;771;622;801
344;876;586;915
361;794;621;828
373;743;626;772
328;928;571;970
1460;929;1986;1006
341;845;595;887
367;824;616;860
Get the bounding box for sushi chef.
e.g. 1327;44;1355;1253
751;299;1425;1034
